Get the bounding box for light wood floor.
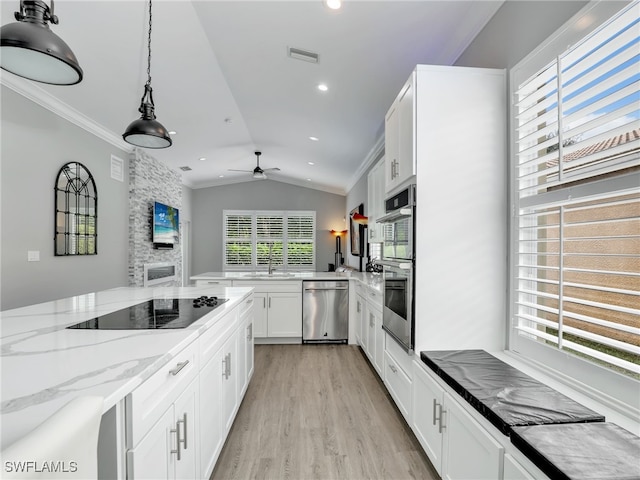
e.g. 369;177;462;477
211;344;439;480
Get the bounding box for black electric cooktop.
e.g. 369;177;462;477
67;296;228;330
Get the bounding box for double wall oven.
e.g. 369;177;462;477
376;184;415;353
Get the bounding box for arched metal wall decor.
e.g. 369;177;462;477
54;162;98;255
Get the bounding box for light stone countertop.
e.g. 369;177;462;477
0;285;252;450
190;271;384;293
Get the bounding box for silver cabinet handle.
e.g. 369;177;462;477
263;297;266;308
389;364;398;374
268;297;271;308
169;360;189;376
222;354;228;379
438;404;445;434
357;301;361;313
370;313;374;327
228;352;232;376
170;423;181;461
432;399;437;426
247;323;253;340
177;413;188;450
246;298;253;305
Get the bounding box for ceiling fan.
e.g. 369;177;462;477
229;151;280;179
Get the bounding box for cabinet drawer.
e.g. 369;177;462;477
199;308;239;366
194;279;233;287
385;332;413;379
366;287;383;310
127;340;199;447
384;351;412;421
239;294;254;317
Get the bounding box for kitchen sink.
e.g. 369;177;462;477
242;272;296;278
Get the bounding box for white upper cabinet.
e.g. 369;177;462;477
385;76;415;194
367;159;385;243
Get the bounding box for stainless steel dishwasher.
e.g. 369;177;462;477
302;280;349;343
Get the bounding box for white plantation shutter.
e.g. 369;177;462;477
286;212;315;267
223;210;315;270
224;212;252;266
512;2;640;378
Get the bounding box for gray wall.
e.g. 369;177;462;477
454;1;590;70
191;181;345;274
1;86;130;310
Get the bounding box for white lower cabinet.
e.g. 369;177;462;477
360;285;384;378
233;282;301;339
412;360;503;479
126;295;254;480
127;351;200;480
503;454;537;480
383;334;413;424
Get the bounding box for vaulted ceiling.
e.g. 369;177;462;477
1;1;504;194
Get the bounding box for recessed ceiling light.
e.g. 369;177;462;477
199;157;206;161
308;162;315;165
219;175;225;178
317;84;328;92
306;178;312;181
325;0;342;10
168;131;177;135
309;136;319;141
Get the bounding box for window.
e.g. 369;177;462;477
511;1;639;395
54;162;98;255
223;210;315;271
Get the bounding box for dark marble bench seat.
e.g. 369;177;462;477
419;349;640;480
420;349;604;435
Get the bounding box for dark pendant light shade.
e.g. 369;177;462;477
123;84;172;149
123;0;171;149
0;0;83;85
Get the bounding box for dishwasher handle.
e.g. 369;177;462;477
304;286;348;292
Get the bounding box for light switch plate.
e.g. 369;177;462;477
27;250;40;262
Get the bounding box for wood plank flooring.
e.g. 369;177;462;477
211;344;439;480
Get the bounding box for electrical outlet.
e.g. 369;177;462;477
27;251;40;262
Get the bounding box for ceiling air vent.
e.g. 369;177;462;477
288;47;319;64
179;166;192;171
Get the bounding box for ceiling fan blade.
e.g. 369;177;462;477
263;167;280;172
228;169;253;172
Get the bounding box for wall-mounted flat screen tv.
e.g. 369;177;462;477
152;201;180;246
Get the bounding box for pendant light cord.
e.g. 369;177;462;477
146;0;152;87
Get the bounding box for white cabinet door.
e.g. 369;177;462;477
385;102;399;193
442;391;503;480
366;308;376;364
174;379;199;480
128;407;174;480
373;307;384;376
198;348;224;479
267;292;302;337
503;454;537;480
367;160;385;242
252;292;268;338
412;362;445;475
355;294;365;346
221;332;238;434
245;320;254;381
396;78;415;186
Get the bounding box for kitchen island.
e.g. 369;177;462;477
1;285;254;479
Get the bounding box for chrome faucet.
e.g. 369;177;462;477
268;243;275;274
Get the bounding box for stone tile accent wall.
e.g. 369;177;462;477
128;148;182;286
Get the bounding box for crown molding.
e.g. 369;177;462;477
345;134;385;193
1;72;133;152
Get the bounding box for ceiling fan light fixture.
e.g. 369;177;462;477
0;0;83;85
123;0;171;149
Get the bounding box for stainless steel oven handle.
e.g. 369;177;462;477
377;260;412;270
376;208;413;223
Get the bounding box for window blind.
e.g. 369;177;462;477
513;2;639;377
223;210;315;270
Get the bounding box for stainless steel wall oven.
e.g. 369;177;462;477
377;185;416;353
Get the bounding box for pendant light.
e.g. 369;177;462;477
0;0;83;85
123;0;172;149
